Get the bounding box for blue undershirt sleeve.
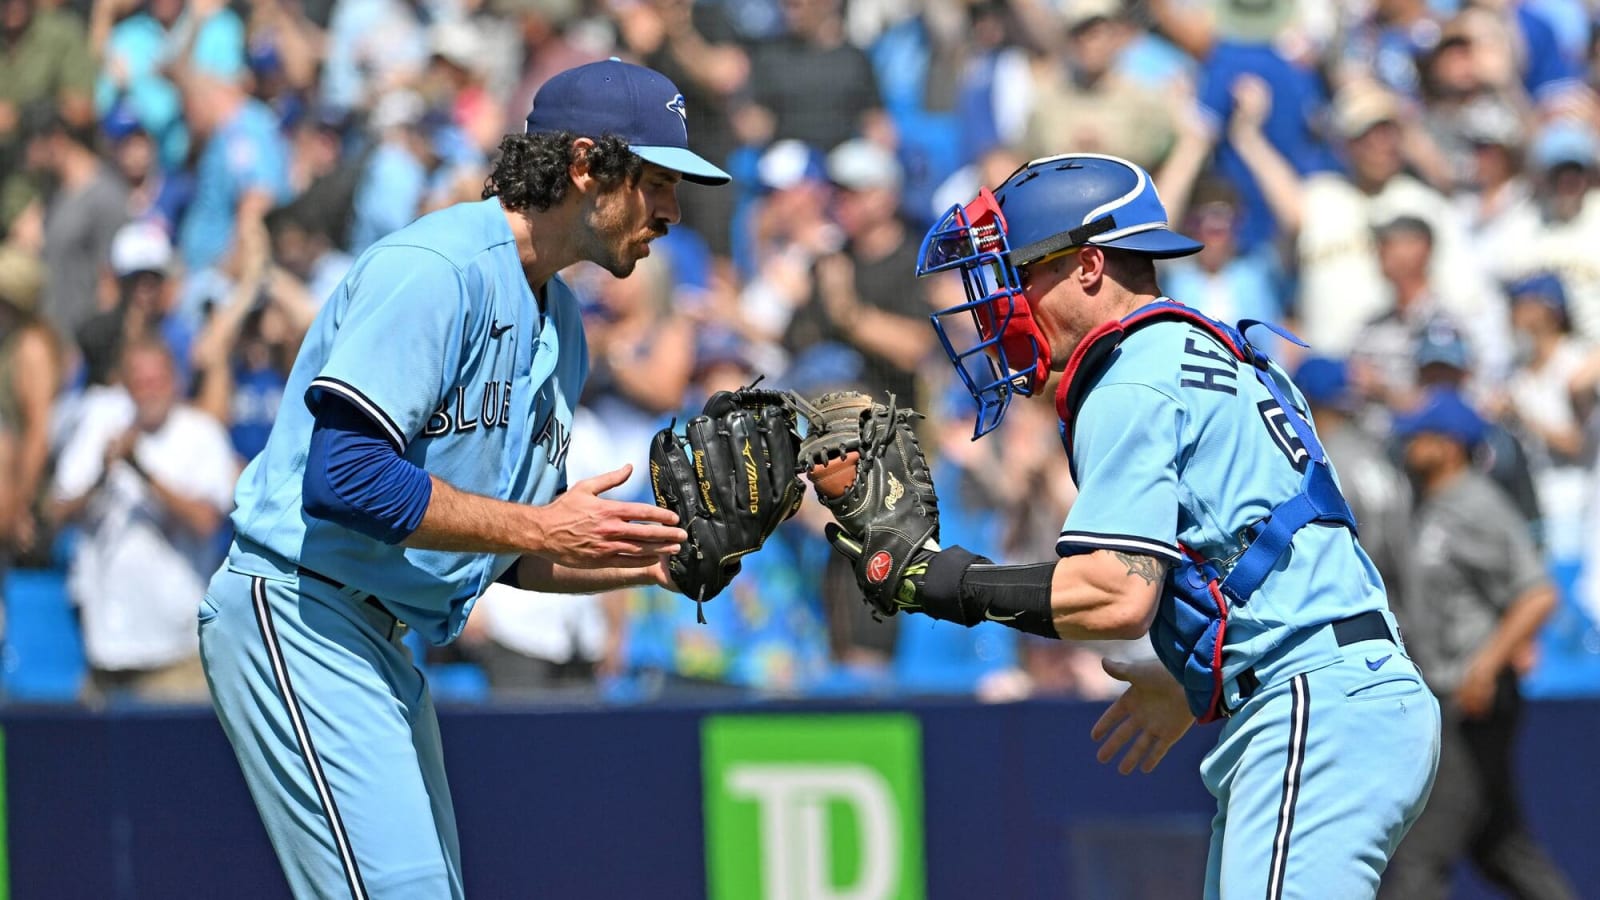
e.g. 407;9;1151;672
303;395;434;544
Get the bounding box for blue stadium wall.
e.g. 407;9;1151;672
2;698;1596;898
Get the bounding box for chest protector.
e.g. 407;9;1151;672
1055;301;1357;723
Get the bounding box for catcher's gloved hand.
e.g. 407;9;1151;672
791;390;940;618
649;387;805;620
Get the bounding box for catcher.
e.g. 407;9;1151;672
801;155;1439;899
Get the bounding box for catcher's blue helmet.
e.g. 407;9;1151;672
917;153;1202;437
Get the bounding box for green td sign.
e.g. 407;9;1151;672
702;714;925;900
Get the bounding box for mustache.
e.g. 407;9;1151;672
647;220;670;239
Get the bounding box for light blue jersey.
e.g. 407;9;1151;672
1058;314;1438;898
228;198;586;644
1058;319;1387;683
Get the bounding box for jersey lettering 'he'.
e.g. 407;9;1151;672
422;381;514;436
534;413;572;470
1179;330;1238;395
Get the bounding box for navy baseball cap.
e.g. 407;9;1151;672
1292;356;1351;410
524;58;730;186
1414;323;1470;371
1507;272;1569;314
1393;389;1487;447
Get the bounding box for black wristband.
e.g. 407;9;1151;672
960;563;1059;639
915;548;1059;638
916;545;987;624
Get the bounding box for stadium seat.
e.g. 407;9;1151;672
1;568;86;702
424;664;490;704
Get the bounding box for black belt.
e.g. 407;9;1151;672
1235;610;1395;701
296;566;404;638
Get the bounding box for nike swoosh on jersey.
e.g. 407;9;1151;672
1365;654;1392;671
491;321;514;338
984;609;1021;622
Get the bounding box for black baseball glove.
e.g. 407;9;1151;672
791;390;940;618
649;387;805;620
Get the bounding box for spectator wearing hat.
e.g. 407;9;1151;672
347;89;430;254
49;336;237;704
1019;0;1173;173
1409;322;1544;546
1493;119;1600;343
1381;388;1575;900
26;110;129;344
422;21;501;156
1238;79;1492;357
726;140;838;371
0;245;59;561
1294;355;1412;610
786;138;934;409
1490;274;1590;563
1449;99;1534;251
103;104;189;233
242;0;321;106
77;221;191;390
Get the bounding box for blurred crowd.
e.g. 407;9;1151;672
3;0;1600;706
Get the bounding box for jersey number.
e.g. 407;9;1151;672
1257;399;1309;471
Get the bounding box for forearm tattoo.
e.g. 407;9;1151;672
1111;551;1169;586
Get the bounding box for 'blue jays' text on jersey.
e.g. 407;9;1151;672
228;198;588;644
1056;319;1387;678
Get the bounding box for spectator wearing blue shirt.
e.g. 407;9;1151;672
103;104;190;234
92;0;248;171
1510;2;1584;107
175;57;290;274
1335;0;1447;101
348;90;430;254
190;220;315;464
1193;31;1339;253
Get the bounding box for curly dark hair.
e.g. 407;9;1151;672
482;132;644;213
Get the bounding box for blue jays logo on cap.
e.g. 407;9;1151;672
524;59;729;186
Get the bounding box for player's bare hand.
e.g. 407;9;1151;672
1090;657;1194;775
537;464;688;568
